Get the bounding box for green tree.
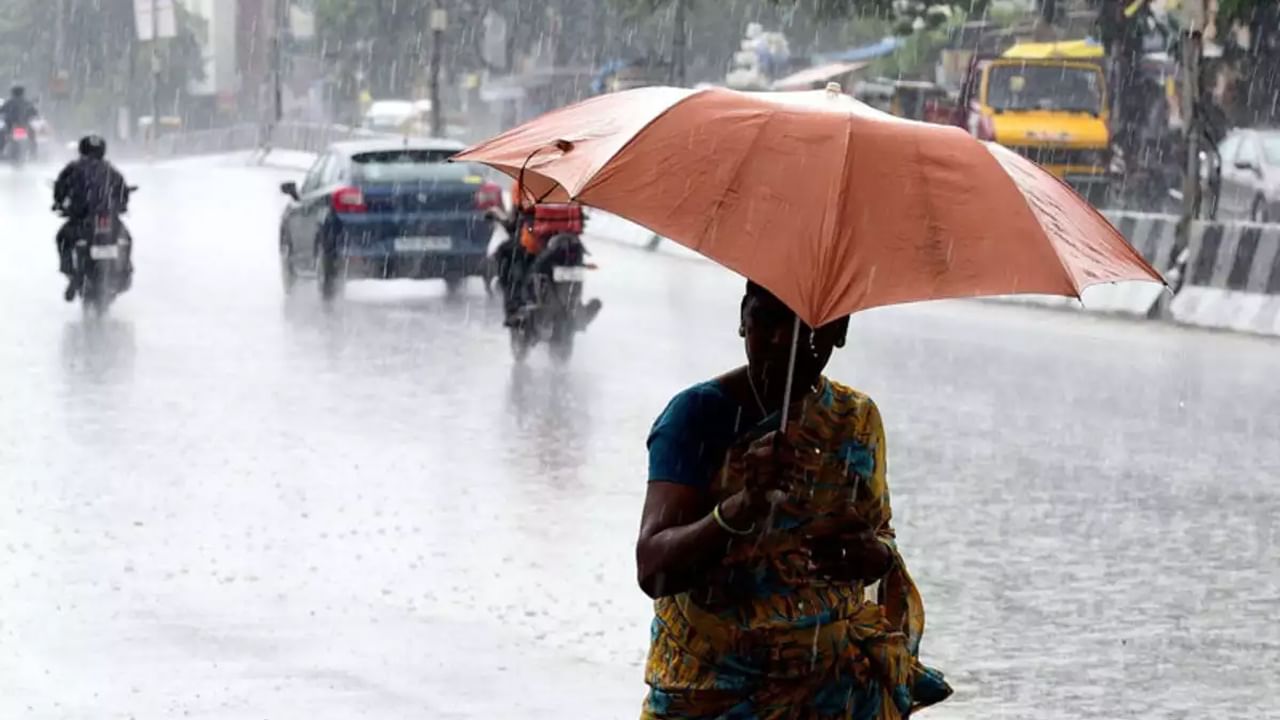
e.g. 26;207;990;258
613;0;990;85
0;0;205;133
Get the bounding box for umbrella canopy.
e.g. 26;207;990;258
453;84;1162;328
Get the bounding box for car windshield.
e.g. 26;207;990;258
352;149;461;182
986;63;1103;115
1262;136;1280;166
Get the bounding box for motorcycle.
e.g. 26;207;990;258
507;232;602;362
59;187;138;314
2;123;34;167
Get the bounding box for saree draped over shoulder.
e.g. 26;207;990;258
643;380;951;720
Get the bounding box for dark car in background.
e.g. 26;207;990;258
278;138;503;298
1208;129;1280;223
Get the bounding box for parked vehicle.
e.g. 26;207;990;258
1205;129;1280;223
278;138;503;299
361;99;430;134
60;187;138;314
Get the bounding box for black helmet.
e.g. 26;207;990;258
10;85;24;98
79;135;107;159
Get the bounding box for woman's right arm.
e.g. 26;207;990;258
635;435;784;599
636;483;743;599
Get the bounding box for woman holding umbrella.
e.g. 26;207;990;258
635;279;951;718
452;82;1162;718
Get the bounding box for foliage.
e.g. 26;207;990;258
0;0;204;129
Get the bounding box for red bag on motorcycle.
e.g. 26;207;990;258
520;203;584;253
531;203;583;236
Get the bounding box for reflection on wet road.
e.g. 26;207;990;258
1;156;1278;718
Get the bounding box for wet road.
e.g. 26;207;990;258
1;155;1279;719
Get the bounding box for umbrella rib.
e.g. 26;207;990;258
691;113;775;266
815;111;858;325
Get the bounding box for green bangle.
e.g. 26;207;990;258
712;502;755;536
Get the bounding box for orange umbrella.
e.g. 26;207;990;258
454;84;1163;329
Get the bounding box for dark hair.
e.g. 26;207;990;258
745;280;784;306
10;85;24;97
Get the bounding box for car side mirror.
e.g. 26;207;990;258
280;181;299;200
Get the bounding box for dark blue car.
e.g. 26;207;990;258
278;138;503;298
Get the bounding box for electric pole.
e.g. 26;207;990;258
265;0;285;154
670;0;687;86
429;5;446;137
150;0;160;147
1177;0;1205;263
1041;0;1057;26
272;0;285;125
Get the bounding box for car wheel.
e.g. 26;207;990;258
1251;196;1271;224
280;233;297;295
316;244;341;301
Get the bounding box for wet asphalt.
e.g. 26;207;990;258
1;155;1278;719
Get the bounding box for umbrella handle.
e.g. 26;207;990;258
517;145;568;205
778;315;802;431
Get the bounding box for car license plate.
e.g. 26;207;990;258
552;266;586;282
89;245;119;260
395;236;451;252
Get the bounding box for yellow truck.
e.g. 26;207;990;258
955;40;1113;205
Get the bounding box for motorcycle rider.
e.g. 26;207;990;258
488;177;538;326
53;135;132;301
0;85;39;156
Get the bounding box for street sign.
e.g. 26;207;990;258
135;0;177;41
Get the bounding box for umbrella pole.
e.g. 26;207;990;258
778;315;802;431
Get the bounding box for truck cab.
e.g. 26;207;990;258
958;42;1113;205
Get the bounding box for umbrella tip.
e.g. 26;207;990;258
825;82;842;95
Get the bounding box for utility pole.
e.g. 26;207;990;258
265;0;285;155
429;5;446;137
670;0;687;86
150;0;160;148
52;0;66;117
1177;0;1205;260
272;0;285;125
1040;0;1057;26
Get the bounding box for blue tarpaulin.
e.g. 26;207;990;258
815;37;904;64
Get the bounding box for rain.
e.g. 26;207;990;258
1;0;1279;718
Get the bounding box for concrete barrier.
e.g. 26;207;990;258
1170;221;1280;336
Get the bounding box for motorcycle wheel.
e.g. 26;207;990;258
548;316;574;362
81;267;108;316
509;323;533;363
